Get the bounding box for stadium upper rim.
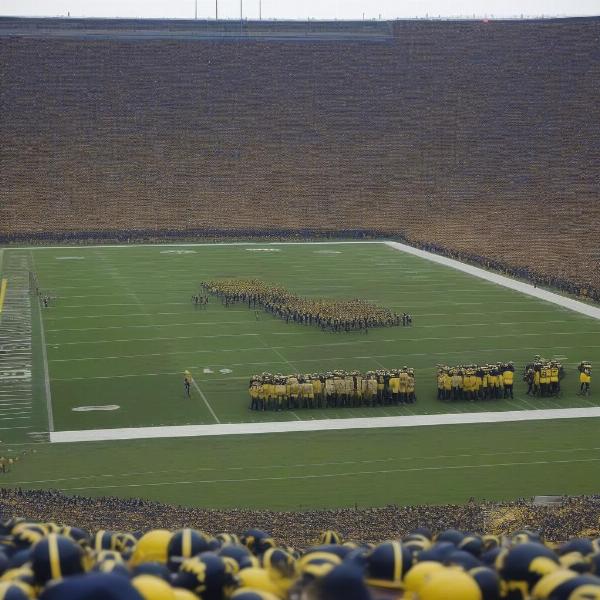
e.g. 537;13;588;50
1;15;600;42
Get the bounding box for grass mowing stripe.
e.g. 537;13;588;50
50;332;261;346
9;446;600;485
46;320;257;332
6;418;600;507
44;330;600;348
48;343;600;376
50;456;600;492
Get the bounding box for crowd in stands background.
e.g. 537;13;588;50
1;489;599;548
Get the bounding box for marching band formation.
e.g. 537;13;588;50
201;279;402;331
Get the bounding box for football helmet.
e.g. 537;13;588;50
130;531;172;567
418;567;482;600
172;553;237;600
403;561;445;594
131;575;176;600
218;545;259;571
437;530;466;547
236;568;280;597
240;531;275;556
31;534;86;585
495;542;559;599
167;529;211;572
469;566;501;600
230;590;280;600
364;541;412;589
318;531;342;545
0;581;34;600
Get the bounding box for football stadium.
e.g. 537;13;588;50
0;11;599;600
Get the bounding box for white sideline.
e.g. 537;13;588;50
385;241;600;321
50;407;600;443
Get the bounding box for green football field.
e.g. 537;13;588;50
0;241;599;508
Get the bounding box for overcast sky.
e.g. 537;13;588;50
1;0;598;19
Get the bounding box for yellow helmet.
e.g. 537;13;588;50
530;569;578;598
231;589;282;600
418;568;482;600
559;552;589;573
130;530;172;566
173;588;201;600
403;561;445;594
318;530;342;545
0;567;35;586
236;568;282;597
132;575;176;600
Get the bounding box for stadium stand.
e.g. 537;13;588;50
1;489;599;547
0;491;599;598
1;17;599;298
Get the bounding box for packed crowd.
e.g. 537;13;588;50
523;357;566;397
0;492;599;599
249;369;416;411
410;240;600;305
436;363;516;401
201;280;402;332
1;489;598;549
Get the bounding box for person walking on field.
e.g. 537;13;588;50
184;370;192;398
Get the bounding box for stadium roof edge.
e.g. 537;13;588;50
1;15;600;23
1;15;599;43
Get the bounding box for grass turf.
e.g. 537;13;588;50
2;419;600;509
1;241;599;508
31;243;600;429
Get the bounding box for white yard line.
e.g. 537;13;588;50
385;241;600;320
31;253;55;432
50;406;600;443
191;379;220;424
16;241;383;251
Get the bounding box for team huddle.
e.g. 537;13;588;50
201;279;402;331
436;363;516;401
249;368;416;411
523;356;565;397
